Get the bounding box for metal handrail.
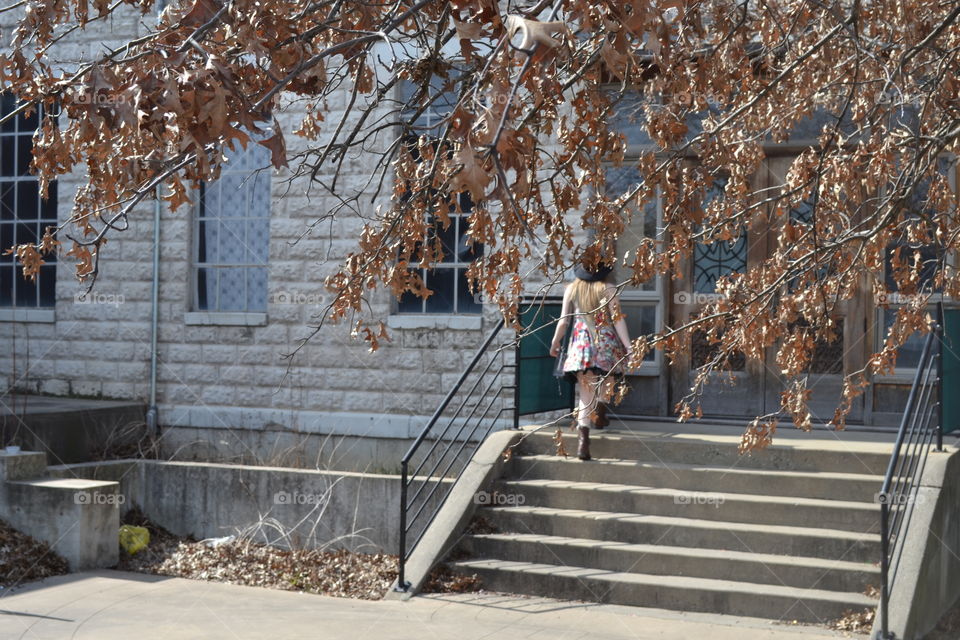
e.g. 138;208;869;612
877;304;944;640
396;317;516;591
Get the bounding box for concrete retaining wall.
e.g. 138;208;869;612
50;458;447;553
875;444;960;639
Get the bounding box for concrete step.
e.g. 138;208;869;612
2;476;121;570
481;505;881;562
449;558;877;623
459;532;880;593
491;478;880;533
508;454;884;503
517;431;892;475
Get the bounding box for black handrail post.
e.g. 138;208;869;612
880;500;890;640
396;459;408;592
513;337;520;430
936;301;944;452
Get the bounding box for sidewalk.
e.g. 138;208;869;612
0;571;858;639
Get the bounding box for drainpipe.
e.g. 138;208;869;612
145;187;161;435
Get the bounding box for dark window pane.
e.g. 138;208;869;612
15;221;36;246
1;136;14;176
41;224;56;263
196;267;211;310
38;262;55;306
433;217;456;263
19;180;38;220
456;268;482;314
14;269;36;306
457;219;482;262
21;104;38;132
0;182;13;220
884;245;939;292
425;268;454;313
0;223;12;262
197;219;213;263
41;180;56;221
623;303;657;362
397;269;424;313
0;265;11;305
884;309;926;369
1;93;15;132
16;134;32;176
457;192;474;213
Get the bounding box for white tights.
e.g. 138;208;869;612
576;371;599;428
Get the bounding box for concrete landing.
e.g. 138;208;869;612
0;394;144;464
0;571;856;639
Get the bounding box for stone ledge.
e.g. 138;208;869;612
183;312;268;326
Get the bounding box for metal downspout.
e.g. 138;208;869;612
145;188;161;434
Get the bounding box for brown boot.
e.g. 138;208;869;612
593;403;609;429
577;426;591;461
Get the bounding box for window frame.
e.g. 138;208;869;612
190;142;272;317
0;97;57;313
393;79;484;318
602;162;664;375
394;207;484;317
874;153;958;379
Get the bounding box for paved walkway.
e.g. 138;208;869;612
0;571;859;639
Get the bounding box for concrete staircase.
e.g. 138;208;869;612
448;427;886;624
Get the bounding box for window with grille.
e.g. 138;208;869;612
193;142;271;313
396;79;483;315
0;95;56;308
397;196;483;315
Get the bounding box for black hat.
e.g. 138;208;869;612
574;261;613;282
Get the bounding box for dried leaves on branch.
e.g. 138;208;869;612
4;0;960;450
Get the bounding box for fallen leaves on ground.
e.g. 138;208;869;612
831;608;874;634
116;508;396;599
0;519;69;588
420;564;482;594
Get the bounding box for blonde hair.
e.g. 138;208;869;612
570;279;609;343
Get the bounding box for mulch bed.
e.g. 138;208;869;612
116;508;397;599
0;519;69;589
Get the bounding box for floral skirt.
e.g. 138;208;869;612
562;317;625;380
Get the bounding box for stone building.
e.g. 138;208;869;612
0;7;950;470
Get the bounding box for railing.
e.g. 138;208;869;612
395;317;517;591
876;304;944;640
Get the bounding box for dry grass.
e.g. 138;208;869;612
116;508;396;599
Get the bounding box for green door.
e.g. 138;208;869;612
942;309;960;434
517;301;575;416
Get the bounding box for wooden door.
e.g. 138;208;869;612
668;169;767;417
760;157;866;423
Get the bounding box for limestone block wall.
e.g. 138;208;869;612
0;9;512;449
